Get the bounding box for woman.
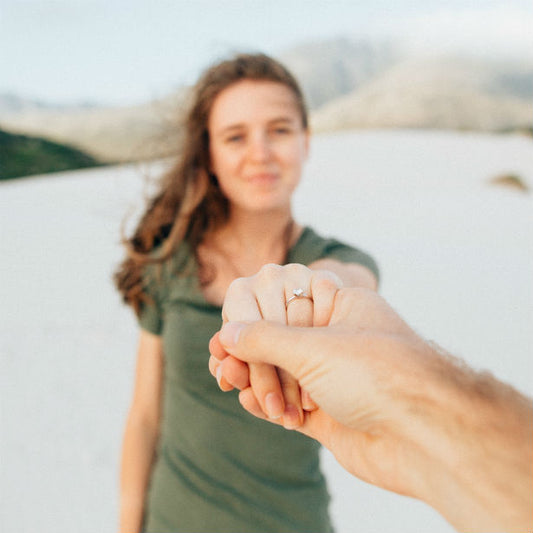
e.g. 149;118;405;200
115;53;379;533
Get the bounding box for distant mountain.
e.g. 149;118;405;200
0;93;99;115
1;38;531;164
0;128;102;180
311;55;533;132
279;37;401;109
0;91;188;162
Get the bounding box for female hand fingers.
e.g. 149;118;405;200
301;389;318;411
220;356;251;391
283;268;339;414
299;270;340;412
238;387;285;430
278;269;315;424
209;356;234;392
285;291;313;326
237;264;303;423
222;276;262;324
238;387;269;421
310;271;343;327
224;268;287;420
209;331;229;361
278;368;304;428
209;332;252;391
251;264;287;323
238;387;302;433
248;363;285;420
220;264;326;423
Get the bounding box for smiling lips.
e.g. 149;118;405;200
246;172;279;184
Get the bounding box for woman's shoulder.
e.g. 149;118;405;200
289;226;344;258
143;240;195;288
288;226;330;264
289;226;380;279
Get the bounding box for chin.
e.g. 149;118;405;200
237;200;289;214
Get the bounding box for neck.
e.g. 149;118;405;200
219;207;296;254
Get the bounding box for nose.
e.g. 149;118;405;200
248;133;272;162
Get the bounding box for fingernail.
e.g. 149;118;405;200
302;390;315;411
283;405;301;430
216;364;223;387
265;392;283;420
220;322;245;348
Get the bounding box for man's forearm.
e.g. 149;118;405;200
398;342;533;532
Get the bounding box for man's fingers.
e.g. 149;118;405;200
219;320;319;382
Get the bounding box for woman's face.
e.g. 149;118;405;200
208;80;309;213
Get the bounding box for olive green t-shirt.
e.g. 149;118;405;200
139;227;379;533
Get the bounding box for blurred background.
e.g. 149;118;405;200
1;1;532;532
1;0;532;174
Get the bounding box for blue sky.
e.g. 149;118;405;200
2;0;532;105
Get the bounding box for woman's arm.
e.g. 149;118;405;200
307;258;378;290
119;329;164;533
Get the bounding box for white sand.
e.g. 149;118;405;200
1;130;532;533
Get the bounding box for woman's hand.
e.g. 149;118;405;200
209;263;342;429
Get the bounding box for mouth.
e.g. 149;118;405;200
247;172;279;184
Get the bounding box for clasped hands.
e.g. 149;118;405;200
208;263;533;532
208;261;426;497
209;263;343;429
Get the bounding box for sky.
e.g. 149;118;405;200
1;0;532;106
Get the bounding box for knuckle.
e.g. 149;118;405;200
284;263;309;277
312;276;339;293
257;263;282;281
226;276;250;295
223;277;252;317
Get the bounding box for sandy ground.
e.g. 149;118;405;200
1;129;532;533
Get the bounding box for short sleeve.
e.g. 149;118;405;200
321;238;380;284
138;264;164;335
288;227;380;284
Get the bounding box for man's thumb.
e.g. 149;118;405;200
219;320;316;380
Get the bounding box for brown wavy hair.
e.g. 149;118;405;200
114;53;309;315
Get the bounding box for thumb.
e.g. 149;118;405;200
219;320;321;382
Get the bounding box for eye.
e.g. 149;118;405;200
272;127;291;135
225;134;244;143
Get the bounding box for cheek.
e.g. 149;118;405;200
283;144;307;174
286;135;308;161
210;146;240;177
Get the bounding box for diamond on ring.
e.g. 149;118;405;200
286;288;313;308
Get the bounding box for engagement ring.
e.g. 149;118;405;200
286;288;313;308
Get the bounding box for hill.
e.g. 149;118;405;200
311;55;533;132
278;37;400;109
1;38;531;163
0;91;187;163
0;128;103;180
